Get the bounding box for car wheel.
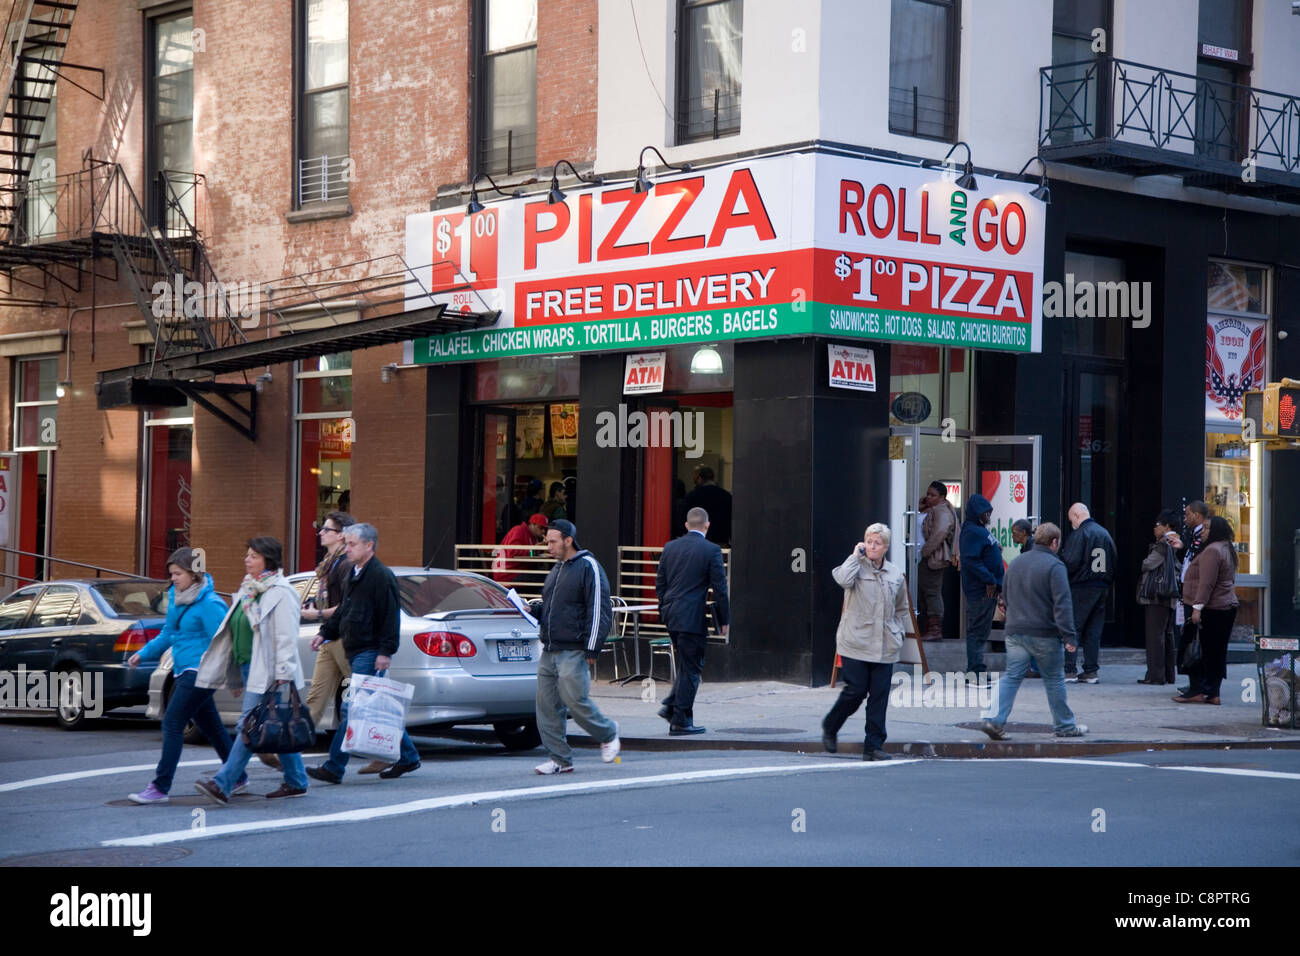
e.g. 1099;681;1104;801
493;720;541;751
163;679;207;745
55;668;88;731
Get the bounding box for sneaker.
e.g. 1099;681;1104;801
231;775;249;796
194;777;229;806
1054;724;1088;737
1078;672;1099;684
863;749;892;761
979;720;1008;741
1064;672;1081;683
534;759;575;775
128;783;168;804
601;724;622;763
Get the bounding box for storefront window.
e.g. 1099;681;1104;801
887;345;966;430
144;403;194;577
1062;252;1126;358
295;353;352;570
1204;259;1268;627
474;355;578;401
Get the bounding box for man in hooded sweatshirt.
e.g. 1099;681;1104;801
959;494;1004;676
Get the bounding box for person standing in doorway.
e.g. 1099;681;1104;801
685;466;732;547
917;481;956;642
959;494;1003;677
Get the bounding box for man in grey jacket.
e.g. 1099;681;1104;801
979;523;1088;739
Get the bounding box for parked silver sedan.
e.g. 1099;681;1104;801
146;567;542;750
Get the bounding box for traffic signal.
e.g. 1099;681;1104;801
1243;383;1300;441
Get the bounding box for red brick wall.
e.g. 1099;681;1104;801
0;0;597;586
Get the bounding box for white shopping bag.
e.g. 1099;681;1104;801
341;674;415;761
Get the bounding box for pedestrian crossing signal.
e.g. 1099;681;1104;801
1243;382;1300;443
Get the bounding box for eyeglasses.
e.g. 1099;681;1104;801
319;526;339;535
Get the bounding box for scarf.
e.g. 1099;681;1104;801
238;570;280;626
314;545;346;607
174;579;203;606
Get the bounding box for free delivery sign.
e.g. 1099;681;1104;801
404;152;1044;363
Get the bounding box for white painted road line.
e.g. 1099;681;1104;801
0;759;221;793
1157;764;1300;781
102;759;923;847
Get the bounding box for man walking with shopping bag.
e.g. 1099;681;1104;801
307;523;422;784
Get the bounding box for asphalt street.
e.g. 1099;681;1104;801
3;714;1297;867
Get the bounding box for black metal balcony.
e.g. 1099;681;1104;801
1040;57;1300;203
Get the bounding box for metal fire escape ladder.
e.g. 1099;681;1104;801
0;0;77;242
91;165;247;363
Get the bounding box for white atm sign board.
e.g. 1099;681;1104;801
404;153;1045;363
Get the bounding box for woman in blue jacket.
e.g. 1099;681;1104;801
126;548;244;804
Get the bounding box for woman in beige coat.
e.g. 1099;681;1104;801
193;536;309;804
822;523;913;760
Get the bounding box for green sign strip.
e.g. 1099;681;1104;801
412;302;1032;363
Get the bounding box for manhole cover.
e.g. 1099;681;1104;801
957;721;1055;734
714;727;804;735
1;847;191;866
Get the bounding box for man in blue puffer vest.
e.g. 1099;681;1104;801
960;494;1004;676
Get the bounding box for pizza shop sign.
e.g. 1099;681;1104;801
404;152;1045;364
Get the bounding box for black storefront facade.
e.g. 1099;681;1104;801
412;144;1298;685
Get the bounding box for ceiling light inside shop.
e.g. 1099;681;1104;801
690;345;724;374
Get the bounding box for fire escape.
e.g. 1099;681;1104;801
0;0;496;440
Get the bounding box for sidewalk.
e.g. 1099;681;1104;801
567;645;1300;758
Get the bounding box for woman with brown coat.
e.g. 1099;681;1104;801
1172;516;1238;705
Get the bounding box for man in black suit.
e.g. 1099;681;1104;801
684;466;732;546
655;507;730;735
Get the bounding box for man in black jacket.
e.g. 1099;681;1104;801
532;519;621;774
1061;503;1116;684
685;466;732;546
655;507;730;734
307;522;421;784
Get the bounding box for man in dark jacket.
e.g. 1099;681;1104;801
307;522;421;784
685;466;732;546
532;519;621;774
959;494;1003;676
979;523;1087;739
655;507;730;735
1060;502;1116;683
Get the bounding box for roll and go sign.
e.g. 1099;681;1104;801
403;152;1045;364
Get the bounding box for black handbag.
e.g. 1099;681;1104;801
240;598;314;753
1139;543;1180;601
1177;635;1203;674
242;681;315;753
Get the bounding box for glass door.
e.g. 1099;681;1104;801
890;425;969;617
476;409;517;544
967;436;1041;556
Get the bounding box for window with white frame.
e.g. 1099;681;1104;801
13;356;58;450
297;0;349;205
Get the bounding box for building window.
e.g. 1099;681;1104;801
147;10;194;227
297;0;349;205
294;353;352;570
1048;0;1111;144
1204;260;1267;630
888;0;958;141
143;403;194;577
20;48;57;242
1195;0;1251;162
476;0;536;176
13;356;58;451
676;0;742;143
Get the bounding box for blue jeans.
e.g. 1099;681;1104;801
535;648;618;767
965;590;998;673
213;678;309;795
154;669;233;793
1064;588;1106;675
322;650;419;776
984;634;1079;733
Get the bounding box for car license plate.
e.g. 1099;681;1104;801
497;640;532;662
